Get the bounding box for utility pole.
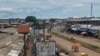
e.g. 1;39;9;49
34;26;35;36
91;3;93;17
43;20;46;41
23;34;26;56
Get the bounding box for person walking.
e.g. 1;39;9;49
72;42;81;52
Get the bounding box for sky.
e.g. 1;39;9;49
0;0;100;19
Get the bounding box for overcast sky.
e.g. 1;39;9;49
0;0;100;19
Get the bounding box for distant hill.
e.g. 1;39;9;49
0;18;24;23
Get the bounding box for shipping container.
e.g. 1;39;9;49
17;23;30;34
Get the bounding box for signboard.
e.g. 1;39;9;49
35;41;56;56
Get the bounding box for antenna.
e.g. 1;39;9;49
91;3;93;17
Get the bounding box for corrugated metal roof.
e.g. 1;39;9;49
91;18;100;20
71;24;100;30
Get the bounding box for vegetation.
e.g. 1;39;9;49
25;16;40;28
76;40;100;49
50;18;56;23
25;16;36;22
47;28;51;32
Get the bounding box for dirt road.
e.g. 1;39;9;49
0;28;23;56
51;35;100;56
44;28;100;56
54;26;100;47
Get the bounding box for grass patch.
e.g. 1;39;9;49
76;40;100;49
47;28;51;33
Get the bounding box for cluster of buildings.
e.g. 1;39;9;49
65;17;100;38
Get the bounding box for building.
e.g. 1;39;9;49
66;17;100;26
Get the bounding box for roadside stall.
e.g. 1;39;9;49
81;32;88;37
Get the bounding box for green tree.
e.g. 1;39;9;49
50;18;56;23
33;21;41;29
25;16;36;22
25;16;41;28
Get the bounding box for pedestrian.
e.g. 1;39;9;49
72;42;81;52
